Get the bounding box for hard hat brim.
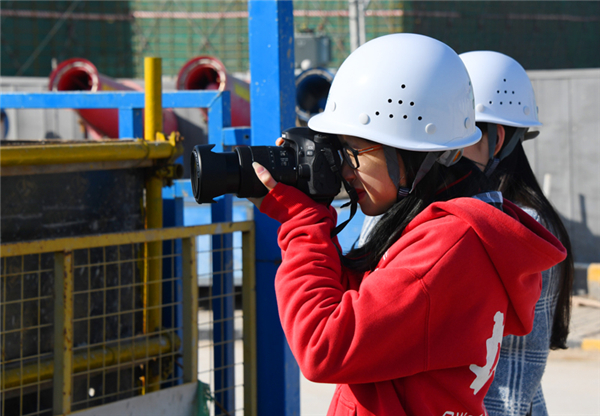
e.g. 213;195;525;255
309;113;482;152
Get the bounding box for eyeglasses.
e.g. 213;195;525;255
339;143;383;169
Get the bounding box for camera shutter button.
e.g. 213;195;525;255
298;164;311;179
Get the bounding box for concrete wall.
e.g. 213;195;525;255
526;68;600;264
0;77;86;140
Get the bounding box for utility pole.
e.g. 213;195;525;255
349;0;368;51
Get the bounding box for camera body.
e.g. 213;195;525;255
190;127;342;204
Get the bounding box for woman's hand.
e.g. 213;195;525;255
248;162;278;209
248;138;284;209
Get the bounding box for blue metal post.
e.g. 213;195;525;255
118;108;143;139
248;2;300;416
208;93;236;415
162;196;184;386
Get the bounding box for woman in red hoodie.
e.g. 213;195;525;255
250;34;566;416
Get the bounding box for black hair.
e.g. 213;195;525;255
489;128;574;350
342;149;490;273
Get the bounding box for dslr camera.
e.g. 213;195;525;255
190;127;343;205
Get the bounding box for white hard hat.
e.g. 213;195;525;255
459;51;541;128
308;33;481;152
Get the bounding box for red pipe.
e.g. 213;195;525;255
48;58;178;139
176;56;250;127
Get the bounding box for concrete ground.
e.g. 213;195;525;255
299;297;600;415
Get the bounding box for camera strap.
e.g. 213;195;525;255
321;147;359;239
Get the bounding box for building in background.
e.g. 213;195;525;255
1;1;598;79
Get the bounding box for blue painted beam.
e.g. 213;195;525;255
163;179;194;199
162;91;222;109
1;90;228;139
0;90;222;109
222;127;251;147
248;1;300;416
0;91;145;109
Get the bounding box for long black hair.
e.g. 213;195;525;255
342;148;491;273
489;124;574;350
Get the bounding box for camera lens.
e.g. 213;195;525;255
190;150;199;198
191;145;242;203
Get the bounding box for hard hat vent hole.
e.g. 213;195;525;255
410;102;415;106
518;102;521;105
403;115;408;119
418;116;422;121
489;101;493;104
375;111;380;116
401;84;406;89
388;99;392;103
504;79;507;82
500;102;503;105
504;90;507;94
389;114;393;118
497;90;500;94
512;91;515;94
398;100;403;105
509;101;512;105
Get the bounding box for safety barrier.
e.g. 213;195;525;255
0;221;256;416
1;66;253;415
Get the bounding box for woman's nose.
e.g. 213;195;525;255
341;162;356;183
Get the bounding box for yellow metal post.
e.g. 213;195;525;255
53;251;73;415
144;57;163;142
144;57;164;392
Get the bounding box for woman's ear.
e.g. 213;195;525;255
494;124;506;156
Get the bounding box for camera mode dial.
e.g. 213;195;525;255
298;163;311;179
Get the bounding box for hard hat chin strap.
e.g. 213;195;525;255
321;146;358;239
498;127;526;161
406;151;440;196
383;145;401;188
384;146;462;201
483;123;527;177
386;146;440;201
483;123;499;177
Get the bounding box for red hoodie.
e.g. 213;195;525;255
260;183;566;416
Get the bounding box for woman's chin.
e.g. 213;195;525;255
359;198;395;217
359;202;380;217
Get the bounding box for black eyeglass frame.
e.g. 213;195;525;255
339;143;383;170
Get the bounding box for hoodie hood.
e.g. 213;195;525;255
406;197;567;336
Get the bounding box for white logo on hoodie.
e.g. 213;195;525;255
469;311;504;394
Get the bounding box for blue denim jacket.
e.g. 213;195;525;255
484;207;559;416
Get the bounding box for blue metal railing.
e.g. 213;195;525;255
0;90;250;146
